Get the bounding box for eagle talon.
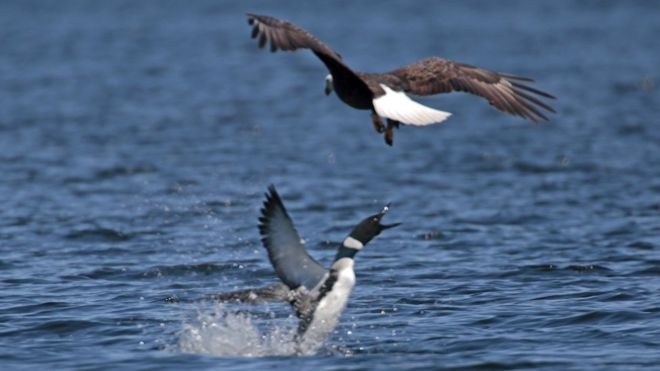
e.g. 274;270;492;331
384;127;394;146
371;114;386;133
383;119;399;146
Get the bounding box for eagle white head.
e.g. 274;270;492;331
324;74;334;95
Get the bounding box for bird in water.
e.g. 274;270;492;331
247;13;556;146
208;185;399;354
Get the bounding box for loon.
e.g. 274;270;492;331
246;14;555;146
211;185;399;354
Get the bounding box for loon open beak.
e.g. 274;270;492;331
376;203;401;230
380;222;401;230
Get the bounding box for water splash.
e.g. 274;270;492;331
178;304;300;357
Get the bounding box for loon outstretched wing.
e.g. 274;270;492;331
258;185;327;291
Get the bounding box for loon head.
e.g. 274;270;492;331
336;204;400;261
324;74;334;96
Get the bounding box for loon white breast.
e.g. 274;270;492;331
293;257;356;354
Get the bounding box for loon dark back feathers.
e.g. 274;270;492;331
247;13;556;146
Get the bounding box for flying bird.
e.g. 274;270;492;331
208;185;399;354
247;13;556;146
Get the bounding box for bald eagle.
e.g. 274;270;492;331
247;14;556;146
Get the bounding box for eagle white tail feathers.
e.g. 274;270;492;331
373;84;451;126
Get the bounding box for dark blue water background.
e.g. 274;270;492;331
1;0;659;369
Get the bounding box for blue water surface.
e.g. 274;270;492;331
1;0;659;370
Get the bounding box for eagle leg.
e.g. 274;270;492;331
371;113;385;133
384;119;399;146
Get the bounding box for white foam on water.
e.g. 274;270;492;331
178;304;301;357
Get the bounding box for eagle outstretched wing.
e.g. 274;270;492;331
387;57;556;123
247;14;373;99
247;14;342;61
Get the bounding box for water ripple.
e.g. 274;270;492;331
1;1;659;369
